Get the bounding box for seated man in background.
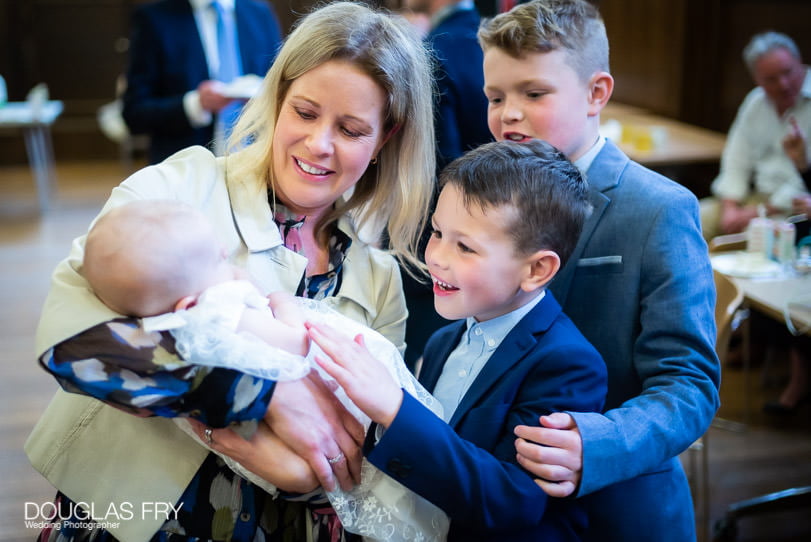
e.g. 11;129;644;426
701;31;811;240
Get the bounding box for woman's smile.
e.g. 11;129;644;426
293;156;334;178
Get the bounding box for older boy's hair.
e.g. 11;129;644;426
478;0;609;82
439;139;591;267
742;31;801;74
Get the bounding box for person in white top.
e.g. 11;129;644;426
701;31;811;239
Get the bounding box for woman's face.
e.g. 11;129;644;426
271;59;388;217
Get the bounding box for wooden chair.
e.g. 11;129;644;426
685;270;744;541
710;222;811;540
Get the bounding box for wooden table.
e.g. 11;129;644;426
601;102;727;168
0;100;63;212
710;250;811;336
708;254;811;542
733;274;811;336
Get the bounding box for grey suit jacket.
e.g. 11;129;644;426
550;140;720;541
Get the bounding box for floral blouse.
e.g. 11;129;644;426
38;222;357;542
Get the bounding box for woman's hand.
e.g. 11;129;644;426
189;419;319;493
307;321;404;429
514;413;583;498
265;370;365;492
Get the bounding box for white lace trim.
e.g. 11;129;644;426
169;287;448;541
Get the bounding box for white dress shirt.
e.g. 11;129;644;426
183;0;238;130
433;292;544;422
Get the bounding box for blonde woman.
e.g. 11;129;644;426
27;3;435;541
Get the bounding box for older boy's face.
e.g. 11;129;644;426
425;183;534;322
484;48;595;161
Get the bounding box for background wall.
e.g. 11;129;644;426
598;0;811;131
1;0;810;165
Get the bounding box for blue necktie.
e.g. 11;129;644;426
212;1;242;151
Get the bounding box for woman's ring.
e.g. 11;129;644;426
204;428;214;446
327;452;345;465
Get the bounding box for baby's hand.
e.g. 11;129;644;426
307;321;403;428
264;291;309;356
267;292;302;323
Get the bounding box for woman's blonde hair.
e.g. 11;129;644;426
228;1;435;274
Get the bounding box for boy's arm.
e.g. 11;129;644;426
309;320;607;534
524;190;720;497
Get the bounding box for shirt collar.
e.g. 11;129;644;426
800;67;811;99
463;291;546;350
431;0;475;29
574;135;607;175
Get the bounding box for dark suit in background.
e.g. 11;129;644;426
429;4;492;169
122;0;282;164
402;2;492;369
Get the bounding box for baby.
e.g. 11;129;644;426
80;199;448;541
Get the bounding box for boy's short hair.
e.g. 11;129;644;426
477;0;609;82
439;139;591;267
742;31;801;73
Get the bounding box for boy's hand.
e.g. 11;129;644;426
514;412;583;498
265;371;364;492
306;321;404;428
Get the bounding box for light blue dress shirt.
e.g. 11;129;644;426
433;292;545;422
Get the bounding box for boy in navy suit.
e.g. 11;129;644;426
308;139;608;541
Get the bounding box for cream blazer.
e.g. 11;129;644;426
25;146;407;542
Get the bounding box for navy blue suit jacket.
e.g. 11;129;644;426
366;292;607;541
122;0;281;163
428;8;492;168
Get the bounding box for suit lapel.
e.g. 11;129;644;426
171;0;209;80
550;140;627;306
448;294;562;428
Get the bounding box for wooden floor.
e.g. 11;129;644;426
1;160;810;542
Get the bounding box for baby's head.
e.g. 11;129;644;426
427;139;590;321
83;200;235;317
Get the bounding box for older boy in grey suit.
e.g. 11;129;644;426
479;1;720;540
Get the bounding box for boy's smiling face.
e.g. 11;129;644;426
483;47;599;161
426;183;539;323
